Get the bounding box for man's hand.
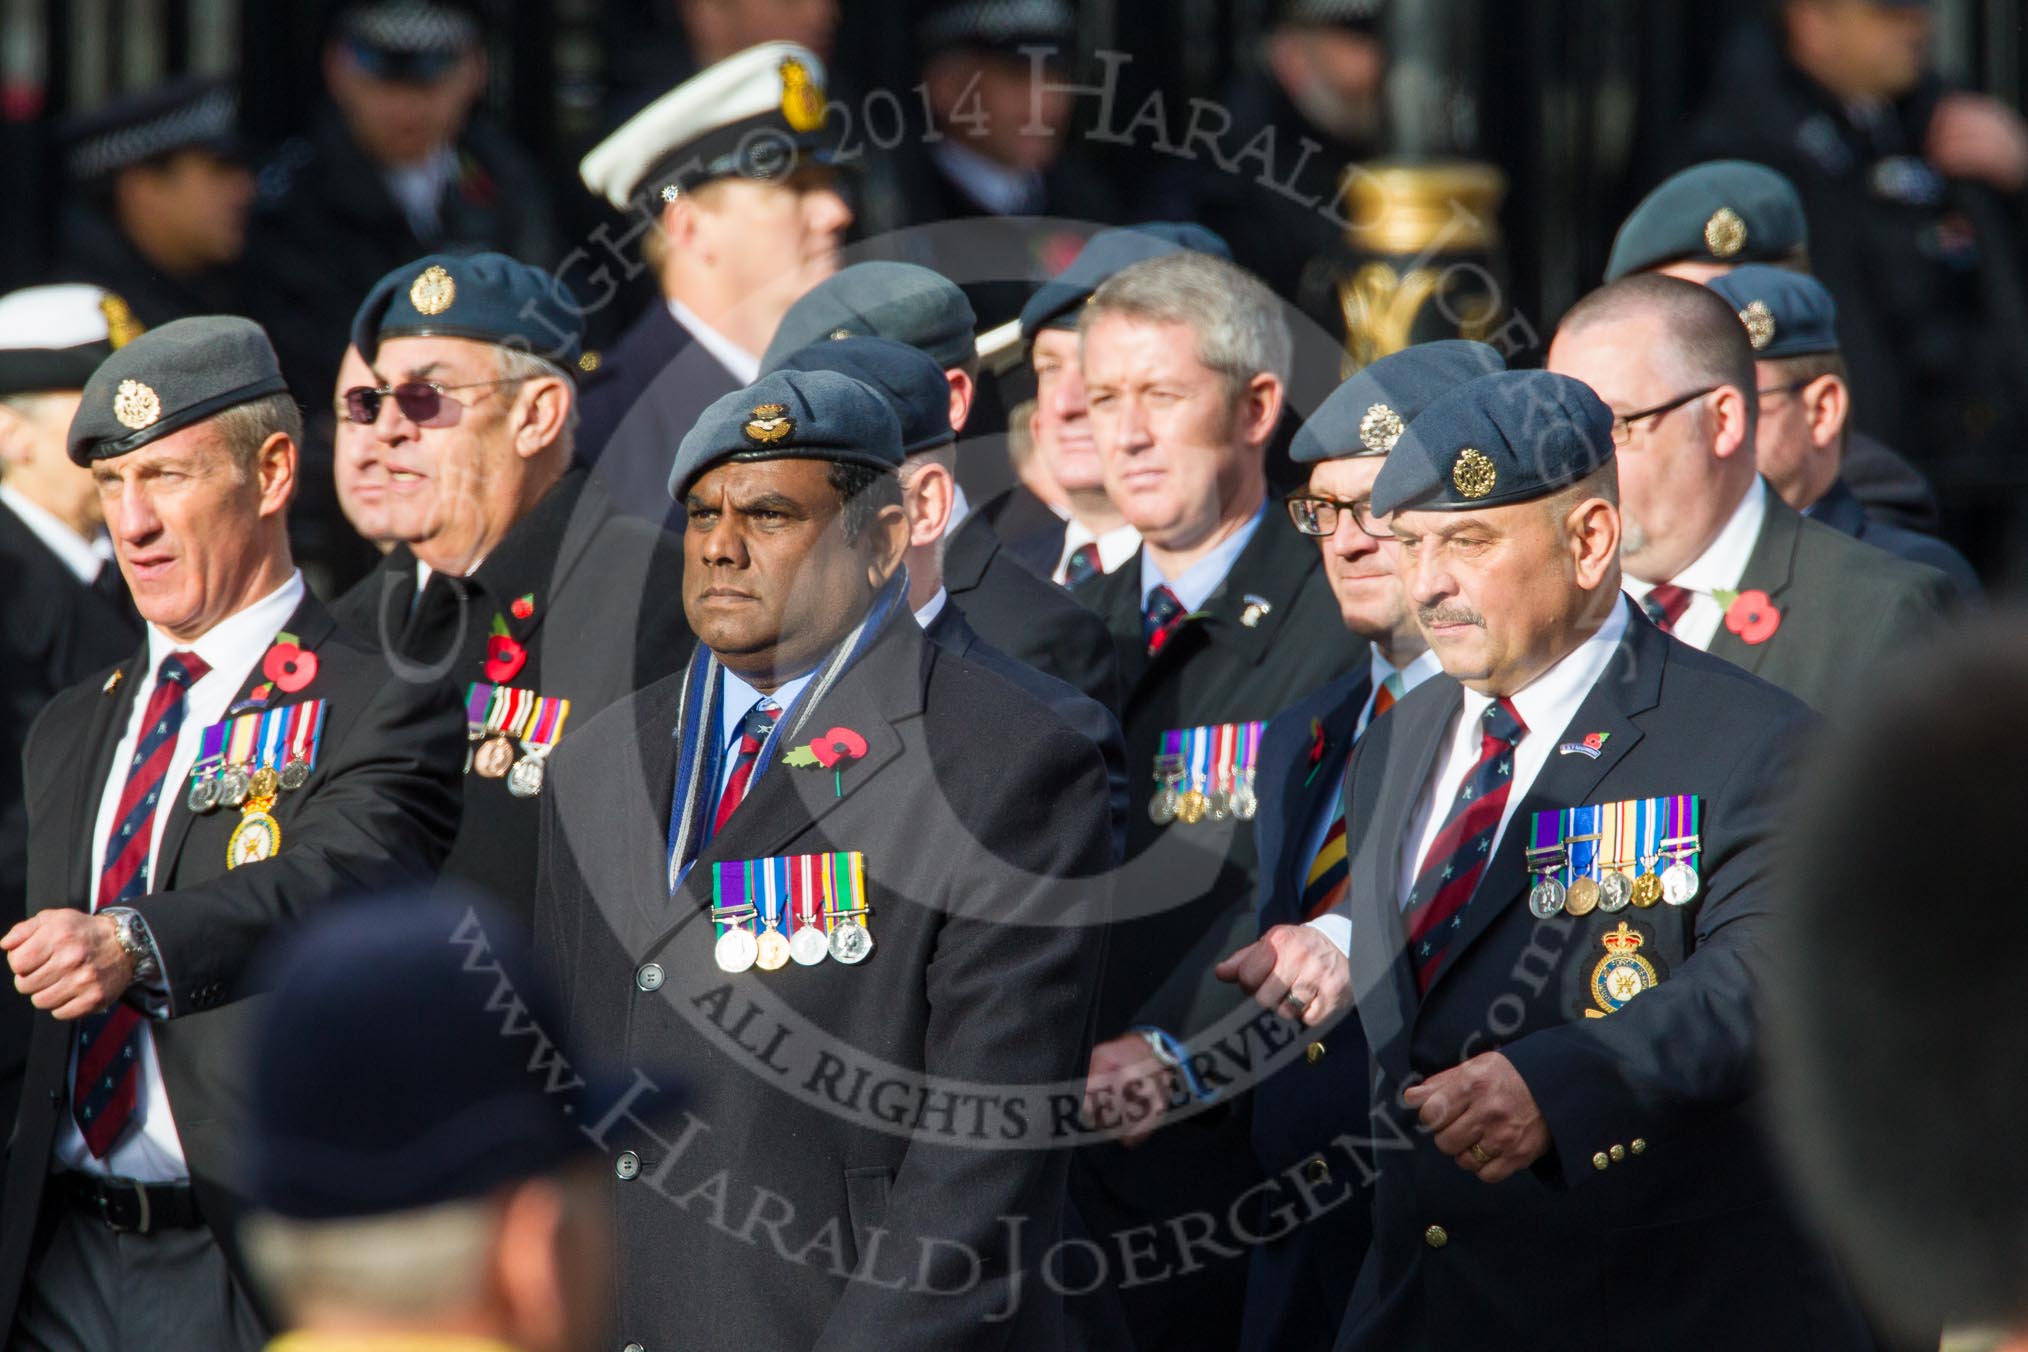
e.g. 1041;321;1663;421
1214;923;1348;1027
1928;92;2028;194
1402;1051;1550;1185
1082;1033;1174;1147
3;911;136;1021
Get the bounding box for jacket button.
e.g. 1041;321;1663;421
615;1151;640;1181
1592;1152;1610;1171
1302;1156;1330;1185
623;1343;645;1352
1424;1224;1448;1249
1631;1138;1647;1154
1304;1041;1326;1064
635;963;664;993
1609;1144;1626;1163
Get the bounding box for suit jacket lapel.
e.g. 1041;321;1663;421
1272;672;1370;906
64;648;151;909
1706;489;1800;675
1416;615;1667;1002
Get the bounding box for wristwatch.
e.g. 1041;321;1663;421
106;909;161;984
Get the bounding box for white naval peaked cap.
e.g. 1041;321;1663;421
0;284;144;396
579;40;838;210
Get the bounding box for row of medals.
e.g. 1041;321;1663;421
1149;766;1259;825
715;918;872;973
469;730;548;797
1528;857;1701;919
187;757;309;813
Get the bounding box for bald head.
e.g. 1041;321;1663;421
1559;273;1758;407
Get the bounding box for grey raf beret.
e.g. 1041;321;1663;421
669;368;904;501
761;262;978;374
68;315;289;466
1292;340;1507;464
1371;370;1615;516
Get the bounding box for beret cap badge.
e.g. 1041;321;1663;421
1451;447;1497;499
1704;206;1747;258
743;402;795;443
1739;300;1776;351
409;264;457;317
779;57;827;134
113;378;161;431
1359;403;1406;454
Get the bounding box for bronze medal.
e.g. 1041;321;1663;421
756;929;792;971
1564;876;1600;917
474;735;515;779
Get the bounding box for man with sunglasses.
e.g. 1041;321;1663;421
1222;340;1499;1352
576;41;853;533
330;252;691;930
1548;272;1956;715
1704;265;1979;595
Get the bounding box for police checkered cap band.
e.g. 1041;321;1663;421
340;1;479;54
1274;0;1384;25
919;0;1076;51
68;84;235;180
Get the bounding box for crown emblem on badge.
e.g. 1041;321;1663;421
1601;922;1644;955
744;402;794;443
1739;300;1776;351
99;293;143;349
779;57;827;134
1451;447;1496;499
1704;206;1747;258
113;378;161;430
1359;402;1405;453
409;264;456;316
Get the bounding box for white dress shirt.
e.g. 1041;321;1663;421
1621;478;1767;652
912;587;948;631
57;570;305;1180
0;483;113;585
715;666;814;805
1054;514;1142;585
668;299;762;385
1309;596;1631;959
1138;501;1267;614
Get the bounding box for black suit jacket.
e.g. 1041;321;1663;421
1329;609;1870;1352
576;303;742;533
1240;666;1376;1352
943;513;1121;718
533;615;1111;1352
329;467;693;927
975;485;1067;580
1707;491;1957;714
1807;477;1981;597
0;593;464;1334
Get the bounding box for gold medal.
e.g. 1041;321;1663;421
1564;876;1600;916
474;735;515;778
248;766;280;800
1630;872;1664;909
756;928;791;971
1178;790;1208;825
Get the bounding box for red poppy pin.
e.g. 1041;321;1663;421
1304;718;1328;786
485;613;529;683
510;593;535;621
261;632;318;693
1716;588;1781;646
783;726;868;797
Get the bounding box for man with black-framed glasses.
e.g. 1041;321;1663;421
1705;264;1979;595
1549;272;1955;714
329;252;692;929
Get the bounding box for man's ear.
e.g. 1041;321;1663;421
944;368;975;434
256;432;299;518
1568;496;1621;592
863;502;911;588
1805;374;1849;452
1708;384;1753;463
1237;373;1284;451
512;377;573;459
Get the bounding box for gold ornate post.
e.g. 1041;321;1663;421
1336;161;1509;371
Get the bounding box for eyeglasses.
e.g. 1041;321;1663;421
1285;492;1391;540
1609;386;1718;447
1756;378;1815;402
341;378;522;427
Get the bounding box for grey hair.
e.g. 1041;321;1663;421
207;392;305;481
493;345;580;458
1079;251;1293;398
242;1197;501;1320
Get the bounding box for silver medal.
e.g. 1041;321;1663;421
1528;876;1567;919
829;923;873;965
1231;785;1259;820
1598;871;1633;912
714;927;758;973
186;774;220;814
1661;861;1700;905
1148;786;1179;825
279;758;310;792
506;756;545;798
218;766;251;808
789;925;829;966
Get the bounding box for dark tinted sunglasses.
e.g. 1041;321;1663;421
341;377;521;427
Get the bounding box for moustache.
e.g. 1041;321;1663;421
1418;605;1485;629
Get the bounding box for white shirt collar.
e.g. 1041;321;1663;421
147;570;306;676
668;299;762;385
1460;593;1631;743
1357;647;1443;736
913;586;949;630
1624;477;1766;601
0;482;110;585
929;140;1044;216
718;665;815;753
1138;500;1267;615
1059;515;1142;582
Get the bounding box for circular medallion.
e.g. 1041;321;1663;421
1739;300;1776;352
248;766;280;801
789;925;829;966
187;774;220;815
279;758;310;792
1591;952;1660;1014
756;928;792;971
1451;447;1497;500
1599;871;1634;912
1208;789;1231;822
714;927;758;974
1629;872;1664;909
409;264;457;316
112;379;161;431
474;735;515;779
218;767;251;809
1528;877;1567;919
1704;206;1748;258
506;757;546;798
1148;787;1179;825
1231;785;1259;820
830;923;873;965
1177;790;1208;825
1359;403;1405;453
1661;861;1700;906
226;810;281;868
1564;876;1600;917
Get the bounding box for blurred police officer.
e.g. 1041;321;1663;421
1068;247;1363;1351
1222;369;1872;1352
1705;264;1978;593
329;252;691;928
0;316;464;1349
57;78;252;328
534;367;1110;1350
978;224;1231;584
763;261;1122;713
238;895;641;1352
0;285;144;1180
576;41;853;528
1548;272;1955;714
1606;157;1941;534
251;1;557;404
1235;341;1499;1352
